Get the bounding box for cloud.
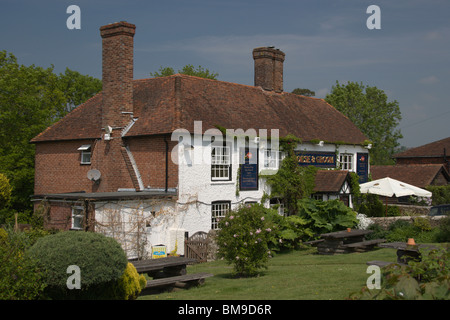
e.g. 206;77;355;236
419;75;439;85
315;88;329;98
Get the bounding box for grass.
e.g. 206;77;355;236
137;247;399;300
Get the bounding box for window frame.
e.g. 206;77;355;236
211;145;231;181
71;206;84;230
211;201;231;230
264;149;281;170
78;144;92;165
339;153;353;171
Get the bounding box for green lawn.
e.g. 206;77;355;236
138;247;399;300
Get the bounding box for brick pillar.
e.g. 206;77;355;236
100;21;136;130
96;21;137;192
252;47;285;93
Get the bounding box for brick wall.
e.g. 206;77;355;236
34;140;98;194
34;134;179;195
126;134;178;189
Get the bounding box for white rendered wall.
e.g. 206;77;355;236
95;138;369;257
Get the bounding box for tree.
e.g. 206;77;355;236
0;51;101;222
291;88;315;97
150;64;218;80
325;81;402;165
0;173;12;209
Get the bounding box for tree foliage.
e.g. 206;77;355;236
0;51;101;221
325;81;402;165
291;88;315;97
150;64;219;79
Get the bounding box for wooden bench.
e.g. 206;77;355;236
145;272;214;289
302;239;324;246
343;238;386;250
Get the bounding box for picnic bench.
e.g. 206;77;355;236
131;257;213;290
317;229;385;255
366;241;441;268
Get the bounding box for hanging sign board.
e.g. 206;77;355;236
296;151;336;168
239;148;259;191
357;153;369;183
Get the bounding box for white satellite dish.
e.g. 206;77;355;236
87;169;101;182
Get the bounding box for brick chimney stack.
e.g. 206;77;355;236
100;21;136;130
252;47;285;93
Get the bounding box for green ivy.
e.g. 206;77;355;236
262;134;318;215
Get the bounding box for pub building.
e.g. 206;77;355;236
31;21;370;258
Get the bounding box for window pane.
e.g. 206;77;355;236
211;202;230;230
81;151;91;164
211;146;230;180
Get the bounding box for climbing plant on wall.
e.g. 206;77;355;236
262;134;318;215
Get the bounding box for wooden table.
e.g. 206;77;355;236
317;229;385;255
131;257;213;290
131;256;197;278
378;242;439;264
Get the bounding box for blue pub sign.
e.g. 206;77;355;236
296;151;336;168
239;148;259;190
356;153;369;183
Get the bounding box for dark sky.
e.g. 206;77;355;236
2;0;449;148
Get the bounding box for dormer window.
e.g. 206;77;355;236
78;145;91;164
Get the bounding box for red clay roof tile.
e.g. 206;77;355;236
31;74;367;144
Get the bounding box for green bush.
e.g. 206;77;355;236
27;231;128;299
357;194;385;217
216;204;275;277
297;198;358;234
435;216;450;243
385;218;443;243
365;223;389;241
113;262;146;300
0;227;48;300
350;246;449;300
426;185;450;205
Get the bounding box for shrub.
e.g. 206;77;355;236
216;204;275;277
365;223;389;241
356;213;374;230
0;227;47;300
426;185;450;205
113;263;146;300
435;216;450;243
350;246;449;300
263;210;314;252
27;231;128;299
297;198;358;234
357;194;385;217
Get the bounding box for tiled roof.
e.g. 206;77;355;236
31;74;368;144
31;93;103;142
393;137;450;158
371;164;449;188
314;170;349;193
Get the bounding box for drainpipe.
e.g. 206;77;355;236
164;135;169;192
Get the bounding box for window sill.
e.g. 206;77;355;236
210;180;234;185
